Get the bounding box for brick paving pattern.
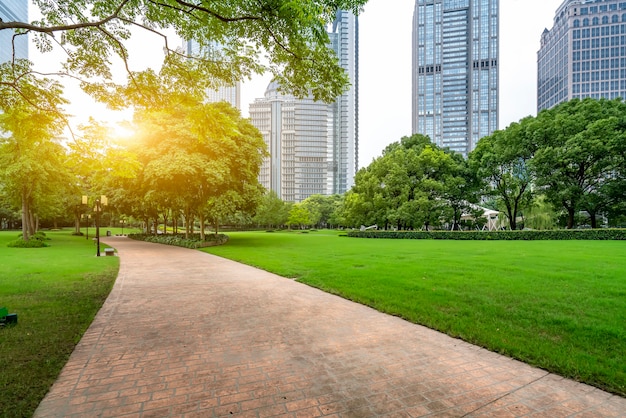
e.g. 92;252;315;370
34;237;625;417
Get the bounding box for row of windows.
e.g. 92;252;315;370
572;81;626;92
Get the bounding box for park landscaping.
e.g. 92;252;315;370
0;230;119;417
204;230;626;396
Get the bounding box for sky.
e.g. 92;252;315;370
29;0;566;168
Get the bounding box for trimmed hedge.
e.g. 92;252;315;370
128;233;229;248
347;229;626;240
8;231;50;248
7;239;48;248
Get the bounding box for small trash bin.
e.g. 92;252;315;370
106;230;111;236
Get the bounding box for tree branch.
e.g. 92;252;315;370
0;0;131;34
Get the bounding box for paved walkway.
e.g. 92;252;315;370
35;237;625;418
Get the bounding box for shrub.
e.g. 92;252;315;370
127;233;229;248
346;229;626;240
7;239;48;248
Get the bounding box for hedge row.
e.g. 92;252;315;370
347;229;626;240
128;233;229;248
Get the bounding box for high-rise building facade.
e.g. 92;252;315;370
250;82;331;202
412;0;499;156
538;0;626;111
0;0;29;63
249;10;358;202
185;39;241;109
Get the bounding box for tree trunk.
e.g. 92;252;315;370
29;210;37;236
21;192;30;241
199;213;206;241
589;210;598;228
162;211;168;235
567;206;575;229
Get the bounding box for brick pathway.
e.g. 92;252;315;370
34;237;625;417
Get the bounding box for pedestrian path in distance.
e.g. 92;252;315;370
34;237;626;417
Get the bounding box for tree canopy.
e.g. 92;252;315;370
1;0;367;104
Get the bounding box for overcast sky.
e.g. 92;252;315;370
30;0;566;168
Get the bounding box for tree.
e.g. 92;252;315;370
1;1;367;105
469;119;535;230
344;134;466;230
287;204;312;229
0;96;70;240
531;98;626;228
253;191;290;229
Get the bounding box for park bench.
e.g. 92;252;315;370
104;248;115;256
0;307;18;326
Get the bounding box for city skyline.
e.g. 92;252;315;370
25;0;566;168
249;10;358;202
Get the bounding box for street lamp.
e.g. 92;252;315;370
120;219;126;236
87;195;108;257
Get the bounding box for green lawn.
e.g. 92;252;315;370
0;230;119;418
205;230;626;396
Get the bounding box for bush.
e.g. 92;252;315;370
7;239;48;248
127;233;229;248
346;229;626;240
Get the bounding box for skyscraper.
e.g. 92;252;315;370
185;39;241;110
0;0;29;63
538;0;626;111
250;82;331;202
249;10;358;202
412;0;499;156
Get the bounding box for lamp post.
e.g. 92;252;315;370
120;219;126;236
89;195;108;257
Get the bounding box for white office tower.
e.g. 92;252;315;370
250;82;332;202
185;39;241;110
249;10;358;202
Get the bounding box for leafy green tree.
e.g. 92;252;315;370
345;134;466;230
253;191;290;229
287;204;312;229
301;194;343;228
0;98;70;240
531;98;626;228
469;119;535;230
2;1;367;104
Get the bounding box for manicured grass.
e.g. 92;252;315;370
0;231;119;418
204;230;626;396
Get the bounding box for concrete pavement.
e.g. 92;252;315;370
34;236;625;417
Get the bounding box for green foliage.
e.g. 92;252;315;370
206;231;626;396
471;98;626;230
3;1;367;103
287;203;313;228
7;239;48;248
347;229;626;240
128;233;229;249
344;134;473;230
253;190;291;228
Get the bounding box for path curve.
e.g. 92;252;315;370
35;237;625;417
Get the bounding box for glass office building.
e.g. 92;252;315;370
412;0;499;156
249;10;358;202
538;0;626;111
0;0;29;63
250;82;331;202
185;39;241;110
